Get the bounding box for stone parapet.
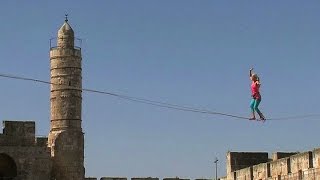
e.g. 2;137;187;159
0;121;36;146
227;152;269;173
226;148;320;180
272;152;298;161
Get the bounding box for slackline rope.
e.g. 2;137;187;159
0;73;319;121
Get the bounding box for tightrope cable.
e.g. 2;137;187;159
0;73;319;121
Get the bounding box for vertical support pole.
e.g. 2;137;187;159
214;158;218;180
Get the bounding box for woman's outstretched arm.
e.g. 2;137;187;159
249;68;253;77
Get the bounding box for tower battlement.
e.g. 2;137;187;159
2;121;35;137
0;121;48;147
221;148;320;180
0;121;33;146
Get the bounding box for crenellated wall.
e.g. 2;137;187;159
0;121;36;146
224;148;320;180
0;120;52;180
226;152;268;174
5;120;317;180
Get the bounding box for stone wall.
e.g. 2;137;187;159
0;121;52;180
269;155;289;177
234;167;252;180
314;148;320;168
225;148;320;180
252;162;267;180
0;121;35;146
226;152;269;174
272;152;298;161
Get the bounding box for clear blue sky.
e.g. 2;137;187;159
0;1;320;179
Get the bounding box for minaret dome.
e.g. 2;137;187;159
57;17;74;48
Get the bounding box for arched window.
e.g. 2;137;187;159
0;153;17;179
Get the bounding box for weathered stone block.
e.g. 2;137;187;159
227;152;268;173
272;152;298;161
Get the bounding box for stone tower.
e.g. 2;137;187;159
48;17;84;180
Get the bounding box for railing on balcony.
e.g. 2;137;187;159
49;37;82;50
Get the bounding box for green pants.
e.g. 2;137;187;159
250;98;261;114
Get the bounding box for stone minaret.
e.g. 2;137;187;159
48;17;84;180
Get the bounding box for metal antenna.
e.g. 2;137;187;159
214;157;219;180
65;14;68;22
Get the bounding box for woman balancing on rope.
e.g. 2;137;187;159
249;68;266;121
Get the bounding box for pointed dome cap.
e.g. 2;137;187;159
58;18;74;37
57;15;75;48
